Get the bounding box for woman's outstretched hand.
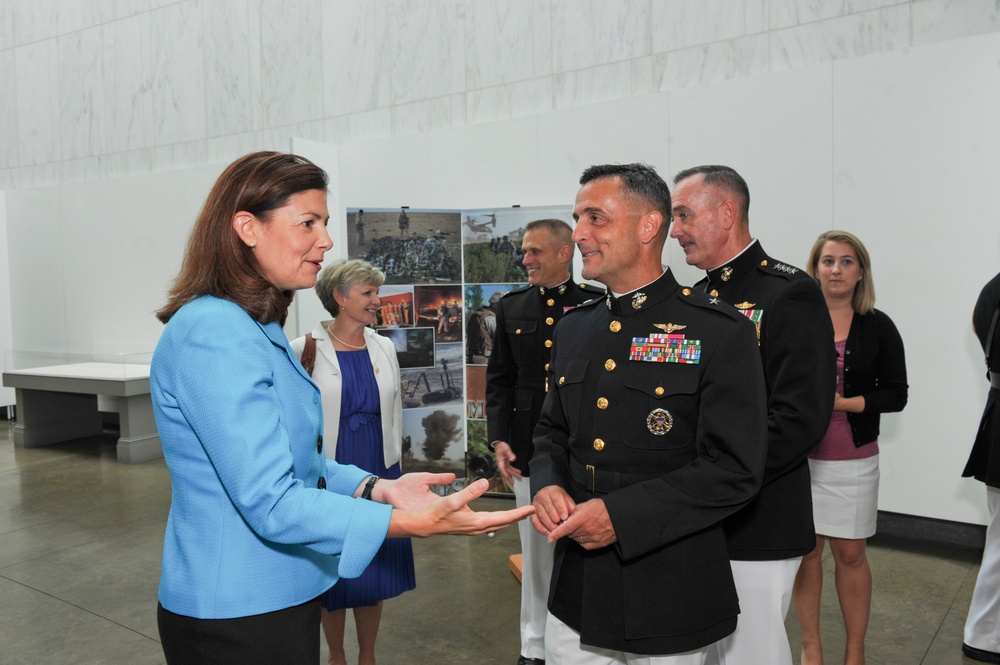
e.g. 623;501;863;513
373;472;458;511
386;478;535;538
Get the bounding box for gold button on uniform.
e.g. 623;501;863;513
515;329;522;334
545;363;549;371
545;317;554;325
709;289;719;297
593;438;605;451
604;359;616;371
760;260;768;267
682;288;692;296
597;397;608;409
559;376;565;385
655;387;665;396
547;298;555;306
545;340;553;348
609;321;621;333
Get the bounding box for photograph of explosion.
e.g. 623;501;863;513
347;207;462;285
400;404;466;493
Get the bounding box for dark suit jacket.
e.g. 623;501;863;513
964;271;1000;487
486;279;602;475
530;269;767;654
697;241;836;560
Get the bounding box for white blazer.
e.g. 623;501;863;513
290;322;403;469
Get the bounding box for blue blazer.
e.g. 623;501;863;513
150;296;392;619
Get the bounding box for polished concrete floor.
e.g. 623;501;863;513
0;422;990;664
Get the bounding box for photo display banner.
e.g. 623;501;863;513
346;205;575;495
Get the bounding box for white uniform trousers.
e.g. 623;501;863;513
966;486;1000;651
544;612;711;665
515;475;553;660
706;558;801;665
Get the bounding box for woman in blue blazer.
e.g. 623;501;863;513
151;151;532;665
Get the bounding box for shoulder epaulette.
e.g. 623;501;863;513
500;284;533;299
756;258;807;281
676;286;745;322
579;282;605;295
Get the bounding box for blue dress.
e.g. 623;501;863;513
322;349;415;610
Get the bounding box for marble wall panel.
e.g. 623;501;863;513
203;0;261;138
388;0;466;104
553;61;635;110
745;0;770;33
550;0;651;73
912;0;1000;45
0;1;14;50
651;0;749;52
770;9;880;70
465;77;552;125
14;39;60;166
324;108;393;145
260;0;324;128
770;0;904;30
880;4;912;51
0;51;18;169
654;34;770;91
105;15;154;154
390;94;465;137
321;0;392;117
147;2;206;146
464;0;553;89
56;26;108;161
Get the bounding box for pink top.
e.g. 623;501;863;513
810;339;879;461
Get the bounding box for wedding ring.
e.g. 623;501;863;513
487;531;496;538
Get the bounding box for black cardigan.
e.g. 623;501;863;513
841;309;908;446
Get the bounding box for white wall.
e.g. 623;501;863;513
3;15;999;526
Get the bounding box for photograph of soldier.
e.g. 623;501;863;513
400;404;466;489
355;208;366;246
374;285;414;327
464;283;523;365
375;327;435;370
414;285;462;343
346;207;461;284
464;363;503;491
462;207;571;283
398;343;464;409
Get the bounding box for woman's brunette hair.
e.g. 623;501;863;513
156;151;328;325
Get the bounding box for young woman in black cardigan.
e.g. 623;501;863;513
793;230;908;665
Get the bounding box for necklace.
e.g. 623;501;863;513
328;322;367;350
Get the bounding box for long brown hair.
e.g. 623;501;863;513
156;151;329;325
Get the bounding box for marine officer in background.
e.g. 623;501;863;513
530;163;768;663
962;269;1000;664
487;218;602;665
670;164;836;665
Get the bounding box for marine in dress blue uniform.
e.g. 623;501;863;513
530;163;768;663
671;166;836;665
963;270;1000;664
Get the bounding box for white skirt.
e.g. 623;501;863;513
808;455;880;540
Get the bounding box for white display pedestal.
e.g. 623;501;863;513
2;362;160;464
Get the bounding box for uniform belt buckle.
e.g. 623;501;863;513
586;464;595;492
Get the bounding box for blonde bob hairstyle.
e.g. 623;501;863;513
806;230;876;315
315;259;386;318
